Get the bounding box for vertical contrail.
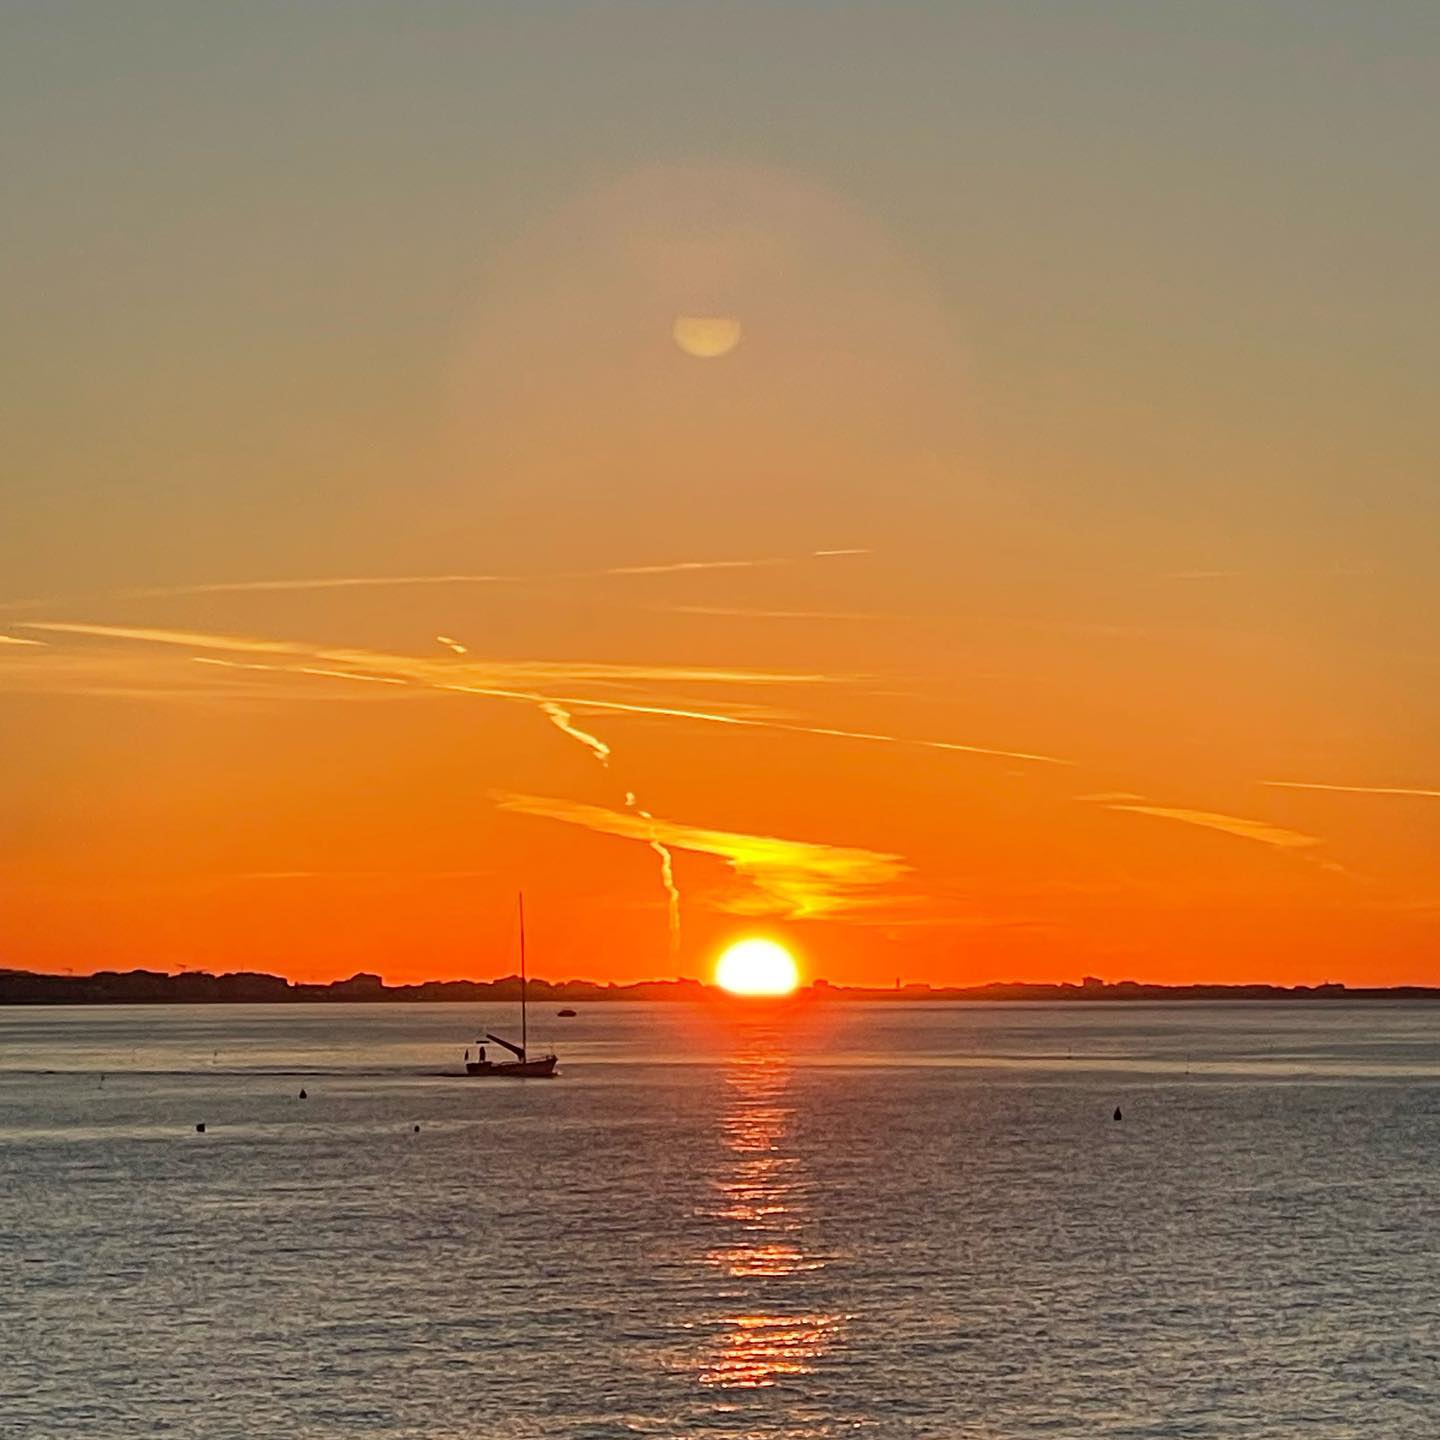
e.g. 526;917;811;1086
627;792;681;956
536;701;680;954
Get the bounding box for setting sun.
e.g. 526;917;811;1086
714;938;800;996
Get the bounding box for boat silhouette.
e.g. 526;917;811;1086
464;893;557;1079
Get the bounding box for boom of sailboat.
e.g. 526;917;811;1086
462;893;558;1079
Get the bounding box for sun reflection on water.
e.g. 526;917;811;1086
698;1313;847;1389
695;1024;847;1390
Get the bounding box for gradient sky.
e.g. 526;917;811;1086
4;3;1439;985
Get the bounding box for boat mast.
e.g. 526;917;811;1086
527;881;532;1065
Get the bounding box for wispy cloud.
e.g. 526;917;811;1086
1263;780;1440;800
26;623;308;655
652;604;895;622
192;656;408;686
14;621;1065;765
122;574;504;598
1102;803;1321;850
597;548;869;577
18;623;820;689
1161;566;1370;581
99;548;872;601
227;869;492;882
0;635;45;646
493;792;910;918
770;720;1065;766
0;646;409;704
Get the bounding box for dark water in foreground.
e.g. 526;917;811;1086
3;1001;1439;1438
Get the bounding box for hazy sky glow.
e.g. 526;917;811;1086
4;4;1439;984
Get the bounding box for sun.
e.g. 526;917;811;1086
714;938;800;997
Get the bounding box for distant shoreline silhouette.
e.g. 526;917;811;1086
2;968;1436;1006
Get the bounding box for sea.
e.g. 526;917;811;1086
2;1000;1438;1439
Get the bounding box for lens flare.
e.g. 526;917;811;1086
714;938;800;996
673;314;742;358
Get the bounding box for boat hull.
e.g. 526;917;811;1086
465;1056;557;1078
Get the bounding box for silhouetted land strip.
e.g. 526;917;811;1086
2;969;1437;1005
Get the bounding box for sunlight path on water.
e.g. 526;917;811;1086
694;1020;847;1391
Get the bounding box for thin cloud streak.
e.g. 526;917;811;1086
653;604;898;622
779;720;1065;766
107;548;871;600
20;623;821;688
597;548;869;577
17;621;1066;765
1263;780;1440;800
228;869;492;881
493;791;909;918
123;575;504;598
1104;804;1321;850
27;623;309;655
192;657;407;686
449;686;1064;764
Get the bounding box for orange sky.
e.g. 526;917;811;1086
4;9;1439;986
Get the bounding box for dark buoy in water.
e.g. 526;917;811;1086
1112;1106;1123;1122
195;1122;206;1133
413;1124;420;1133
299;1087;307;1100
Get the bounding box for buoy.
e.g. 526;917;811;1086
413;1124;420;1133
195;1122;206;1133
1112;1107;1123;1122
298;1088;307;1100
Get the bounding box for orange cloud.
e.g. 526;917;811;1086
493;791;910;918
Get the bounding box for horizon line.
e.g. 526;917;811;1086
3;966;1435;999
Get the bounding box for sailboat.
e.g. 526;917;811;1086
464;894;558;1079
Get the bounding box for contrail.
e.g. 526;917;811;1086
103;548;872;601
450;684;1065;764
1104;803;1320;850
122;575;505;598
538;700;612;765
535;700;678;953
192;656;406;685
628;792;681;956
1263;780;1440;800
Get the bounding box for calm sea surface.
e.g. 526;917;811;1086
3;1001;1438;1439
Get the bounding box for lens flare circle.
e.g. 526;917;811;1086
673;314;742;359
715;938;800;996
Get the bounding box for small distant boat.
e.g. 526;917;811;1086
464;894;557;1079
556;1007;577;1018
